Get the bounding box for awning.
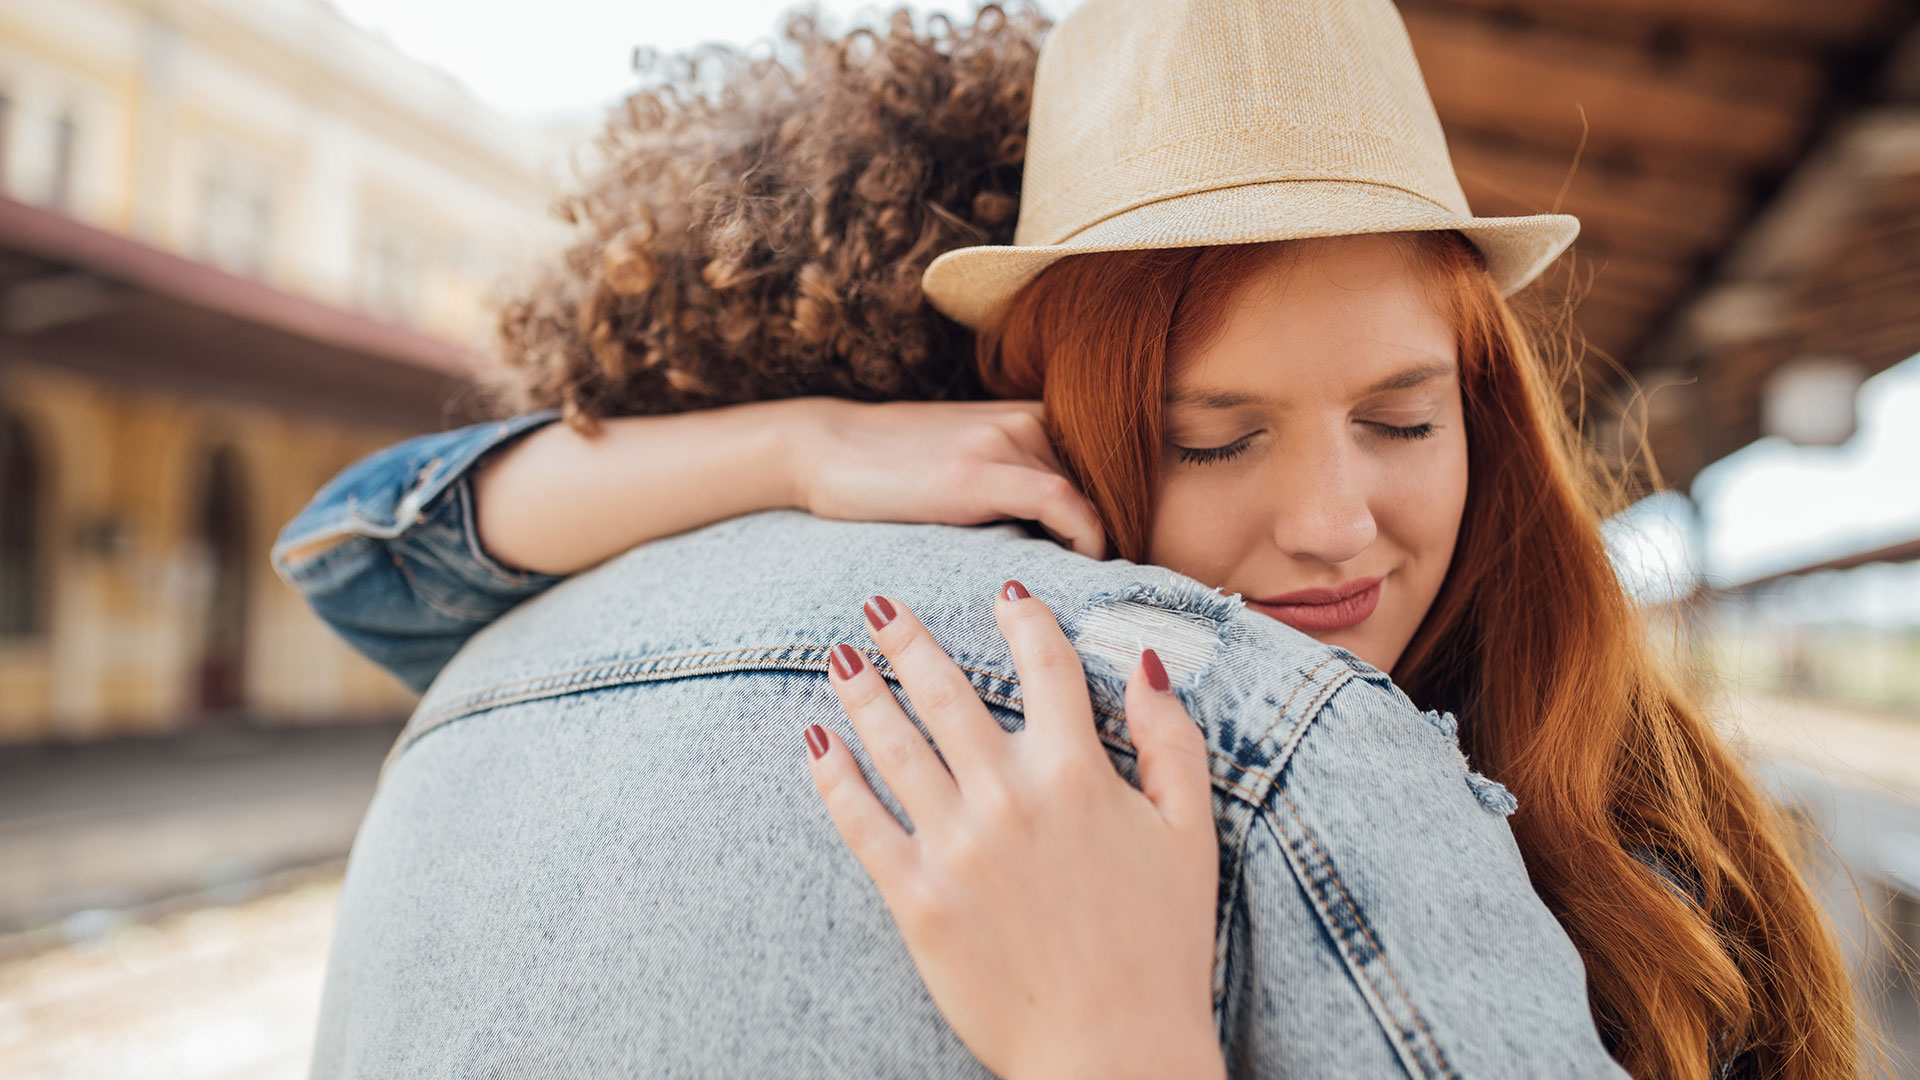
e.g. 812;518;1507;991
0;196;476;431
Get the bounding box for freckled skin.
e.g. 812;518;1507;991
1147;235;1469;673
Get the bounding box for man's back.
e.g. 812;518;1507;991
313;512;1625;1078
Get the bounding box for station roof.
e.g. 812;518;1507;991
0;197;469;431
1399;0;1920;489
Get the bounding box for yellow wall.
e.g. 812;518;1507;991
0;0;574;741
0;361;418;742
0;0;563;345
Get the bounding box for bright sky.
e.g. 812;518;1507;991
330;0;1920;618
326;0;1082;119
1696;357;1920;581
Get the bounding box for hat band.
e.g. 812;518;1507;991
1014;125;1468;247
1045;176;1469;249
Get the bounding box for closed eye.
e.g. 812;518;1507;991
1172;433;1255;465
1366;421;1436;441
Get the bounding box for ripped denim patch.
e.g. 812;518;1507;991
1423;708;1519;816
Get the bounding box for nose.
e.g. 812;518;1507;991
1264;426;1377;565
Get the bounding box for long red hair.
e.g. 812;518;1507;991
978;233;1860;1079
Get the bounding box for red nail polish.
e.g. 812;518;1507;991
830;643;865;680
864;595;896;631
1001;579;1030;601
1142;648;1171;693
805;724;830;759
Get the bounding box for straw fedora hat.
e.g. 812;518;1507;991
921;0;1580;331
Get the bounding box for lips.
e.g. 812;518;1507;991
1247;575;1383;633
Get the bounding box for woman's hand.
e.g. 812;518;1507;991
788;399;1107;560
804;582;1224;1080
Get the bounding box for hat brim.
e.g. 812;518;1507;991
921;180;1579;331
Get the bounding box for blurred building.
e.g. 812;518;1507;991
0;0;566;741
1712;537;1920;711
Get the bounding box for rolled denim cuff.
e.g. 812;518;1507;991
272;410;565;692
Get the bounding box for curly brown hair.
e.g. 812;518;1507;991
485;5;1048;428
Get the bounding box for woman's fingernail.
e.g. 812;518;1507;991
830;643;865;680
1001;579;1030;601
805;724;830;760
1141;648;1171;693
864;595;896;631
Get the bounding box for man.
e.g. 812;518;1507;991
308;510;1624;1078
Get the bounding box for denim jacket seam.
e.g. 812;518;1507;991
270;530;375;588
272;498;422;584
1245;656;1345;763
1265;786;1459;1080
271;501;401;567
384;547;520;624
1210;796;1262;1013
415;644;999;730
1261;663;1349;775
1203;660;1352;810
273;481;438;575
395;643;1315;810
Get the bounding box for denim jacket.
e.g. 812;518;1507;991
283;421;1631;1078
272;411;565;693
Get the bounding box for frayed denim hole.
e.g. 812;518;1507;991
1070;605;1227;736
1466;771;1519;816
1422;709;1459;742
1419;708;1514;813
1083;576;1245;629
1073;600;1223;684
1067;585;1234;746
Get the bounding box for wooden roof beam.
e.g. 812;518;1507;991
1406;7;1823;170
1667;109;1920;365
1401;0;1894;50
1450;136;1747;259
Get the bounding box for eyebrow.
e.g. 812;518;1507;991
1164;360;1455;409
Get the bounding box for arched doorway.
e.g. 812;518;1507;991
194;445;249;717
0;412;45;640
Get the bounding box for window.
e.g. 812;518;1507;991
195;145;277;278
0;92;12;194
359;213;423;324
0;413;46;639
48;109;74;211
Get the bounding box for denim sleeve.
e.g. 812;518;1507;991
1220;670;1633;1079
271;410;566;694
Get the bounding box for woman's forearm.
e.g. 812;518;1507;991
473;399;806;575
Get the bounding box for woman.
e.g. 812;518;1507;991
277;2;1861;1077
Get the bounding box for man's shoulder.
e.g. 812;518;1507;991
408;510;1366;798
424;510;1215;698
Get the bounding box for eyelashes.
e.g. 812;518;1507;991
1174;435;1255;466
1171;422;1438;466
1372;421;1436;441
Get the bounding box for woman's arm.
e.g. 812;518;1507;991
473;398;1107;576
275;397;1107;691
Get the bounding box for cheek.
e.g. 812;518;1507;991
1365;430;1467;670
1377;429;1469;571
1145;473;1254;577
